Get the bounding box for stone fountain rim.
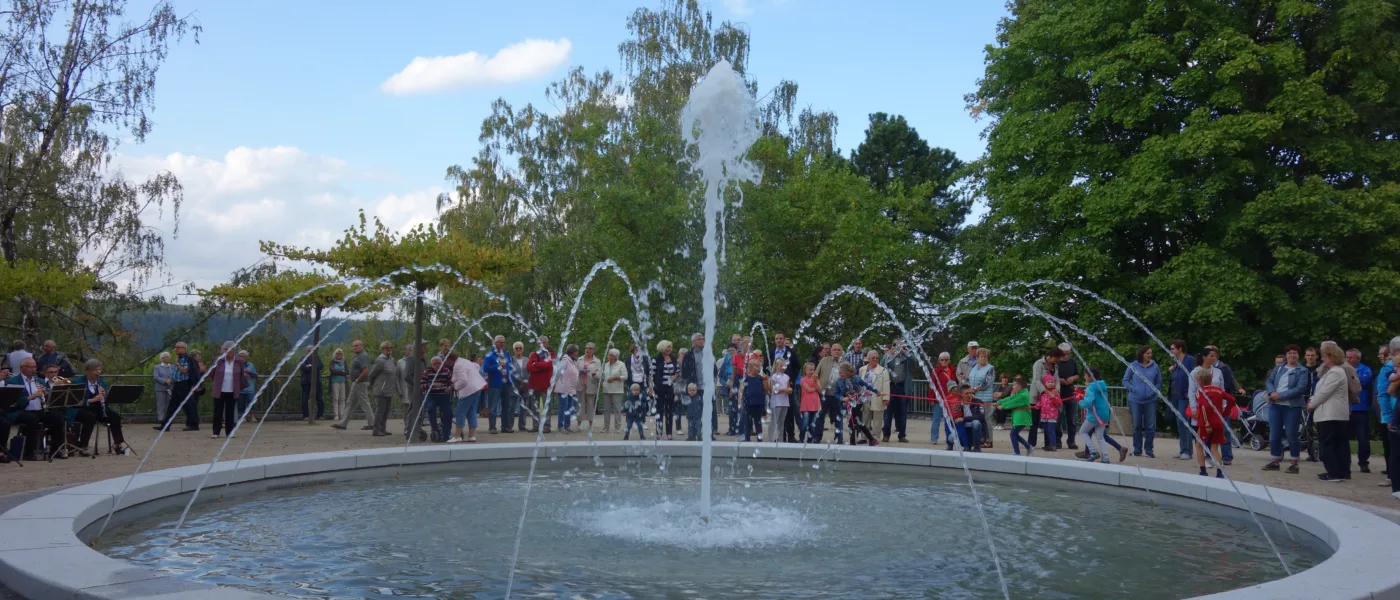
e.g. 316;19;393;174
0;441;1391;600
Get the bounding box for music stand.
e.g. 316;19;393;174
0;387;25;466
100;385;143;458
47;384;85;461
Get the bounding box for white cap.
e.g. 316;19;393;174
1058;342;1072;352
967;341;979;348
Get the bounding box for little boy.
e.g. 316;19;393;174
623;383;647;440
683;383;704;441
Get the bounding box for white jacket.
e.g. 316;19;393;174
1308;365;1349;423
451;358;487;400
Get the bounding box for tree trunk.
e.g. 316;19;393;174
313;304;322;415
412;290;425;378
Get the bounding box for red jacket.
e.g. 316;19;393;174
1195;385;1232;428
526;349;555;392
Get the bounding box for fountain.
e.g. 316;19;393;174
10;61;1400;600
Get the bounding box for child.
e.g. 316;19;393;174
1037;371;1062;452
997;376;1033;456
683;383;704;441
1194;370;1232;478
769;359;792;443
623;383;647;440
833;362;879;446
739;359;770;442
992;373;1012;430
799;362;821;443
1077;367;1114;464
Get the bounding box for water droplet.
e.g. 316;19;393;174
550;456;559;462
744;483;751;488
812;464;820;470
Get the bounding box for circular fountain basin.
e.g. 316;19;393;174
0;443;1395;599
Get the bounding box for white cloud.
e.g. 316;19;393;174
724;0;754;15
114;146;449;294
380;38;572;95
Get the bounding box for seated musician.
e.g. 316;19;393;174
2;359;66;461
70;359;129;456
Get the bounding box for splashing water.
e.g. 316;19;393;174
581;500;818;550
681;60;763;522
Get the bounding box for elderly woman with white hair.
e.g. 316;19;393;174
652;340;678;440
930;351;957;444
151;351;176;430
600;348;628;432
1311;342;1354;482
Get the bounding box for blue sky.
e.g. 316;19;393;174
120;0;1008;293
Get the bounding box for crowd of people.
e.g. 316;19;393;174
3;332;1399;503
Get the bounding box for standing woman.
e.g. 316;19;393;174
967;348;996;448
206;344;248;440
859;350;890;445
1123;346;1162;458
1310;343;1352;482
151;352;175;430
651;340;678;440
329;349;349;425
449;351;487;443
1263;345;1308;474
553;344;581;434
71;359;130;455
576;343;602;432
600;349;627;433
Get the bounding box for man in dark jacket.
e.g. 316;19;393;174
1167;339;1196;460
299;346;323;424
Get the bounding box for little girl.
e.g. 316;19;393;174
997;376;1033;456
739;359;771;442
1037;372;1062;452
769;359;792;443
623;383;647;440
799;362;821;443
683;382;704;441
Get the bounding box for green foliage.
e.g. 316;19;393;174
964;0;1400;383
203;268;389;316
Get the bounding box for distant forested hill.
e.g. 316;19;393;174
122;306;374;350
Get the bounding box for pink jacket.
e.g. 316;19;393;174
553;355;579;396
451;357;487;399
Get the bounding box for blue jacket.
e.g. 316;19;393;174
3;374;49;414
1122;360;1161;405
1351;362;1373;412
1168;354;1195;401
482;348;511;389
1080;380;1112;424
243;362;258;394
1266;364;1309;408
1377;363;1396;425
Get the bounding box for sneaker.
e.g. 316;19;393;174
1176;453;1191;460
210;434;219;439
446;437;462;444
330;424;346;430
1285;463;1299;474
899;436;908;443
1074;450;1089;459
1118;448;1129;463
1318;474;1343;482
882;435;890;443
1066;444;1077;450
993;425;1004;431
1262;462;1280;471
360;425;375;431
1100;457;1111;464
467;436;477;443
1146;452;1155;459
1360;465;1371;474
501;428;515;434
489;428;498;435
372;431;390;437
1377;480;1390;487
1222;460;1232;466
1132;451;1143;457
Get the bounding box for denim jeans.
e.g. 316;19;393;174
238;391;253;419
557;394;577;430
454;391;481;430
1268;403;1303;460
929;402;944;442
1042;421;1058;448
800;411;820;443
1220;415;1234;462
1172;396;1193;457
816;396;843;443
1010;425;1031;455
1129;402;1156;455
502;387;521;430
485;386;503;431
424;393;452;440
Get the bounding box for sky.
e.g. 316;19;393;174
116;0;1009;299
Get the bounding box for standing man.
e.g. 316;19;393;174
35;340;74;378
771;333;800;443
368;340;397;437
956;341;978;386
681;333;719;439
1028;347;1060;448
298;346;323;425
166;341;201;432
509;341;529;433
1167;339;1196;460
815;342;844;443
332;340;376;431
1056;342;1080;450
882;339;910;443
842;339;865;372
483;335;512;434
1347;348;1374;473
526;336;555;433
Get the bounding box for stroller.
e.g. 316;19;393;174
1234;390;1312;453
1236;391;1270;451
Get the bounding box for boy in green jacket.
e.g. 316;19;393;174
997;375;1033;456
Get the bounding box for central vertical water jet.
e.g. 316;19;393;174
680;60;762;521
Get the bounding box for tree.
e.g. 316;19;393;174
963;0;1400;381
849;113;967;243
0;0;197;345
263;211;533;382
